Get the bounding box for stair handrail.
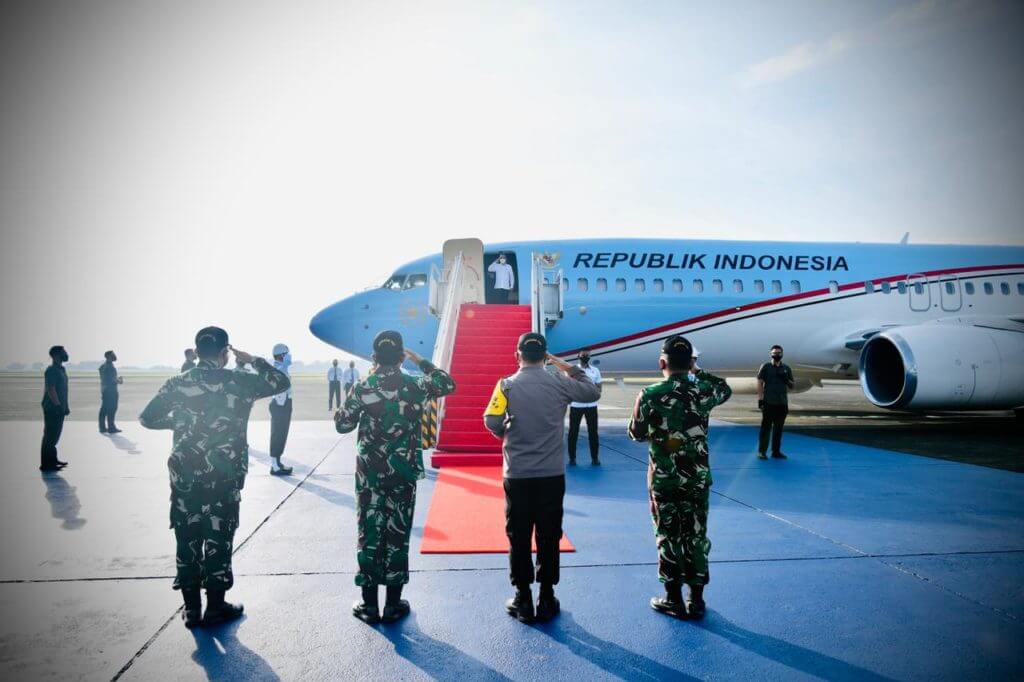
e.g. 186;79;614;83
430;251;465;439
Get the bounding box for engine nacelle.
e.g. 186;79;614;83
859;323;1024;410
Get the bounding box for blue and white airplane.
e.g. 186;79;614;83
310;239;1024;412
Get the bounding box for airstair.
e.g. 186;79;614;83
427;240;564;467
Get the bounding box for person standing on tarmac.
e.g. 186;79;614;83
484;333;601;624
756;344;794;460
181;348;197;373
140;327;289;628
268;343;294;476
334;330;455;624
40;345;71;472
567;349;602;466
328;359;343;410
342;360;360;397
628;335;731;620
98;350;124;434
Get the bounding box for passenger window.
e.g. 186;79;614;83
984;282;993;295
672;279;683;293
635;279;646;293
693;279;704;293
771;280;782;294
881;281;891;294
403;273;428;289
596;278;607;292
1000;282;1010;295
653;279;664;293
577;278;589;292
828;281;838;294
897;281;907;295
913;282;923;295
791;280;801;294
865;281;874;294
712;279;723;293
945;282;955;295
754;279;765;293
1018;282;1024;295
733;279;743;293
964;282;974;295
615;278;627;292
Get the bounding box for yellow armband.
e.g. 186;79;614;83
484;380;508;416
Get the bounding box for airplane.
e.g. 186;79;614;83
310;238;1024;413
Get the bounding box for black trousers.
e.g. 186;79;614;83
504;474;565;588
329;381;342;409
493;288;510;304
99;390;118;431
269;398;292;458
758;404;788;455
41;410;65;468
567;406;599;461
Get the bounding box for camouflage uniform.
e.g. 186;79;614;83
628;370;731;586
140;358;289;592
334;361;455;587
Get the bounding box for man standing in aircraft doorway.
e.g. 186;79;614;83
567;349;602;466
757;344;794;460
488;253;515;304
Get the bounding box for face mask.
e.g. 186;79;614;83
771;353;782;361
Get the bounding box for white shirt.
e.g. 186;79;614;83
570;364;602;408
273;354;292;405
342;367;360;384
488;261;515;290
328;366;343;382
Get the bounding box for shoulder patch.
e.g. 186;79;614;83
484;379;508;417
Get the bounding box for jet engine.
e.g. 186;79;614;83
859;322;1024;410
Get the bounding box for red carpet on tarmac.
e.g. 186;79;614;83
421;466;576;554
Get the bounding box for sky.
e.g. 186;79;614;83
1;0;1022;367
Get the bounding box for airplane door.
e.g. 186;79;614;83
907;274;930;312
939;275;962;312
443;238;484;305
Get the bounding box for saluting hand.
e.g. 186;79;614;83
546;353;572;373
404;349;424;365
230;346;255;365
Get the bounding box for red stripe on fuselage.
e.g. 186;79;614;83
556;263;1024;356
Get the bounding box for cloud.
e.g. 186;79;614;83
738;0;990;87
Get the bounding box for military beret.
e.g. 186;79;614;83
517;332;547;359
661;335;693;360
195;326;229;355
373;330;404;354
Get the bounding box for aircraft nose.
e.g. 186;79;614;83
309;297;355;353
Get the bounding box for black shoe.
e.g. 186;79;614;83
56;460;68;467
203;590;244;626
535;592;560;622
505;587;535;623
757;452;768;460
771;452;788;459
108;427;122;434
99;428;108;434
591;458;601;466
381;585;410;623
353;586;380;624
568;458;577;466
181;588;202;629
650;595;688;619
39;465;60;472
270;466;293;476
686;597;706;620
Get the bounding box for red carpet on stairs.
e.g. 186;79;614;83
431;304;532;468
420;466;576;554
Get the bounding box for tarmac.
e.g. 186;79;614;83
1;410;1022;680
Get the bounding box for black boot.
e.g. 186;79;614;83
203;589;244;626
535;584;560;622
685;584;706;620
381;584;410;623
650;581;686;619
181;588;202;629
353;585;380;624
505;585;535;623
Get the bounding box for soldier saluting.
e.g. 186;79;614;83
140;327;290;629
628;335;731;620
334;330;455;624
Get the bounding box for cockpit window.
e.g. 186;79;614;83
382;275;405;290
403;273;428;289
